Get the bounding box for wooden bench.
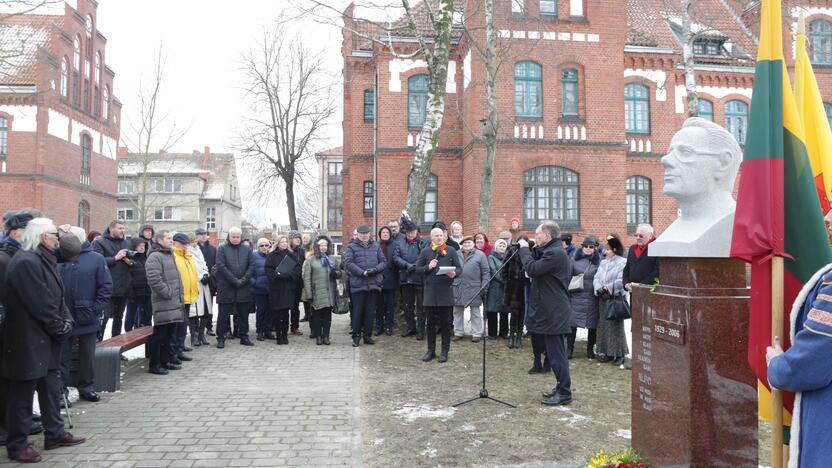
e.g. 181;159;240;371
93;326;153;392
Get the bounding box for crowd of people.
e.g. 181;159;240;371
0;204;660;462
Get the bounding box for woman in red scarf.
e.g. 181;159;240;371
474;231;492;256
375;226;398;335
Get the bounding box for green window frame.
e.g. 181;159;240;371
561;69;578;117
625;83;650;134
540;0;556;16
698;99;714;121
725;100;748;145
626;176;652;233
810;20;832;65
0;117;7;159
523;166;579;228
514;61;543;118
363;89;375;122
408;75;428;128
825;102;832;129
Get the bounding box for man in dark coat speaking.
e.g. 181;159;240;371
518;220;573;406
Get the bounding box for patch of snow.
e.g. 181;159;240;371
615;429;632;439
122;343;146;360
393;404;456;423
460;424;476;432
373;438;384;446
553;406;587;427
420;446;437;458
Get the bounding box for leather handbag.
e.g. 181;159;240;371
568;274;584;292
604;295;631;320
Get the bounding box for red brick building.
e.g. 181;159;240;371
339;0;830;243
0;0;121;231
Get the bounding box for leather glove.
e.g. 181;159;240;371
366;268;378;276
201;274;210;285
407;264;416;272
329;269;338;279
235;278;245;288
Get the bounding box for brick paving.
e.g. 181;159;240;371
1;315;363;468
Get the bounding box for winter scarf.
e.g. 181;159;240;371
633;236;655;259
431;242;448;256
474;231;492;256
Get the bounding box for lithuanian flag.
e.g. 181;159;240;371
795;15;832;226
729;0;832;420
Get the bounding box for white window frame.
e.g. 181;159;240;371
206;207;216;230
117;207;134;221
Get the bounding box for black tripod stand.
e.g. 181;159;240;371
453;246;520;408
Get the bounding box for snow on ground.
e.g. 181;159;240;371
614;429;632;439
393;404;457;423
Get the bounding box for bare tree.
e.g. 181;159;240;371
295;180;321;231
299;0;455;225
119;43;190;231
237;21;337;231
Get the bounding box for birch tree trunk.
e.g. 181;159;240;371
477;0;498;232
682;0;698;117
405;0;454;224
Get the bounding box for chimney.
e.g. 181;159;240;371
203;146;211;167
117;146;129;158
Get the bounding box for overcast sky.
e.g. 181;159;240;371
97;0;354;228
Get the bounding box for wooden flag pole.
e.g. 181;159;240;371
771;255;785;468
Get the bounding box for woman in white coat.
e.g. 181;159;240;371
188;239;214;346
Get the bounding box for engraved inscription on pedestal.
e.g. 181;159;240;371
636;322;654;412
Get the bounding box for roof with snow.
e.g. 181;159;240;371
118;151;237;201
626;0;757;63
0;14;59;85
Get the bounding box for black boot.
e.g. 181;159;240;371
507;336;515;349
439;321;451;363
323;335;331;345
216;338;225;349
188;318;200;347
421;349;436;361
316;336;323;345
199;316;210;345
567;347;574;360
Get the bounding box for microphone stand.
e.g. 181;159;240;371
453;245;521;409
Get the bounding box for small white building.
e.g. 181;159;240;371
117;147;242;243
315;146;343;254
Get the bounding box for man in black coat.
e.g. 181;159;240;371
93;220;133;338
3;218;85;462
518;220;573;406
624;223;660;291
195;228;217;336
394;221;427;339
215;227;255;347
416;227;462;363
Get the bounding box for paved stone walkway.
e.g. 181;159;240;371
1;315;363;467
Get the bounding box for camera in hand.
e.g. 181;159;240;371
126;250;137;258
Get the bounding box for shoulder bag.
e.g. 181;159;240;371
568;273;584;292
605;294;631;320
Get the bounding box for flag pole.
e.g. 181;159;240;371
771;255;785;468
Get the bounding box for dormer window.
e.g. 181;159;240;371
693;39;724;56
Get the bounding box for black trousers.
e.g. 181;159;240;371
313;307;332;337
531;333;548;369
218;302;251;339
543;334;572;397
148;322;177;369
254;294;270;335
424;306;453;353
401;284;424;334
60;332;97;394
375;289;396;330
568;327;597;356
350;291;378;339
486;311;509;338
102;295;128;338
272;308;290;334
509;304;525;337
291;289;302;331
5;370;66;451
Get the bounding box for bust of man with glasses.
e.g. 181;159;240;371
650;117;742;258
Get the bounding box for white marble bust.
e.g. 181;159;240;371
650;117;742;258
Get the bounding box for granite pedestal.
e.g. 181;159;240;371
631;257;757;467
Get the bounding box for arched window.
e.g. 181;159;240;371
698;98;714;121
626;176;651;233
72;36;81;105
625;83;650;134
561;69;579;117
408;74;428;128
103;85;109;120
523;166;579;228
85;15;93;40
725;100;748;145
825;102;832;129
810;19;832;65
0;117;7;159
78;200;90;231
94;51;101;84
514;61;542;117
80;133;91;185
60;57;68;97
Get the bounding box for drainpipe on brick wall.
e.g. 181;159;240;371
372;64;379;235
